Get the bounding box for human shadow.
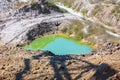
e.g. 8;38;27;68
53;56;117;80
15;51;54;80
15;51;117;80
28;53;72;80
50;55;72;80
15;59;30;80
30;51;72;80
89;63;117;80
32;50;55;59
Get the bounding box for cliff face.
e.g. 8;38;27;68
0;0;72;45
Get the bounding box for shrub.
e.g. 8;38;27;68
81;9;88;15
75;31;84;39
61;27;68;33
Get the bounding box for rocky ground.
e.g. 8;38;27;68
0;43;120;80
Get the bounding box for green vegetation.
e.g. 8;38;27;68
112;6;120;13
104;21;113;26
48;1;68;13
75;31;84;40
50;0;74;7
60;19;120;49
87;23;105;36
111;38;120;43
59;20;96;49
24;35;56;50
81;9;88;15
118;2;120;5
112;6;120;19
104;0;116;4
61;27;68;33
90;5;102;17
60;20;85;40
90;1;96;4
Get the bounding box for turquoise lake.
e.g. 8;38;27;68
40;38;92;55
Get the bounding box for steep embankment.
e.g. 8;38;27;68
1;0;120;46
0;0;79;45
53;0;120;34
0;14;79;45
51;0;120;47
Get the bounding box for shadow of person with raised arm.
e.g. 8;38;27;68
32;51;72;80
50;55;72;80
15;50;117;80
26;51;73;80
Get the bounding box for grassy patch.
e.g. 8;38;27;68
50;0;74;7
81;9;88;15
48;1;67;13
112;6;120;19
60;20;85;39
90;5;102;17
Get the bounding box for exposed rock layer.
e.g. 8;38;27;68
0;13;78;45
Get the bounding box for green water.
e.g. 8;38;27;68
24;35;92;55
